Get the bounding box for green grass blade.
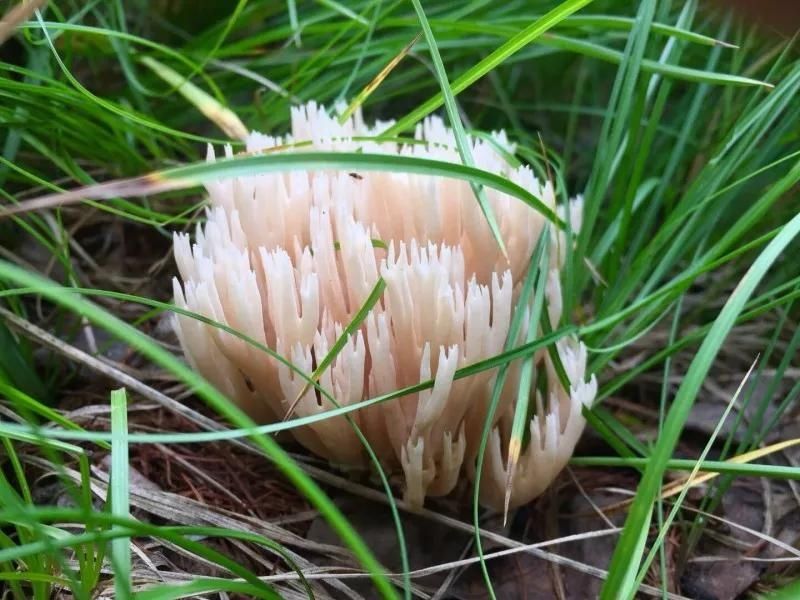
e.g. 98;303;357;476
635;358;758;591
4;151;563;229
383;0;595;135
410;0;507;257
600;209;800;599
109;388;131;600
503;226;550;520
285;277;386;419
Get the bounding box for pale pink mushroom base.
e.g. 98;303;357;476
172;102;597;510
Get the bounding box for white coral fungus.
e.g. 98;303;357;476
172;102;597;510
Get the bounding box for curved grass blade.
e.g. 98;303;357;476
561;15;736;47
410;0;507;258
384;15;736;49
538;34;770;88
469;225;556;599
0;307;574;448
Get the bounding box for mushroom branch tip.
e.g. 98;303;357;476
172;101;596;510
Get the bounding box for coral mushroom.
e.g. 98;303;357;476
172;102;597;510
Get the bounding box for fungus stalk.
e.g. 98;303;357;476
172;102;597;510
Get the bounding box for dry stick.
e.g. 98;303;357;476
3;308;686;597
566;467;617;530
0;0;48;46
153;442;248;508
429;538;473;600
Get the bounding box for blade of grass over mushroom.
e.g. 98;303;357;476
339;31;421;124
0;282;452;429
384;0;595;136
0;152;562;228
410;0;506;258
0;285;575;445
139;56;248;140
469;224;556;599
285;277;386;420
0;261;399;600
600;210;800;599
109;388;131;600
503;226;550;522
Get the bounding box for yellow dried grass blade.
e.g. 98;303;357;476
659;437;800;499
503;226;550;523
339;32;422;124
139;56;248;140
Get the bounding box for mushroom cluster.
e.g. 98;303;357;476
172;102;596;510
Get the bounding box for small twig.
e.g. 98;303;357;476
0;0;48;46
